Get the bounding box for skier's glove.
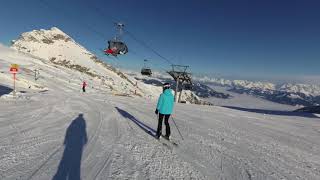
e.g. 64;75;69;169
155;109;159;114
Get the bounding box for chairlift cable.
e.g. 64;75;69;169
82;2;175;65
124;29;174;65
39;0;175;71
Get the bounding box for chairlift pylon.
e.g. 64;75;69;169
184;82;193;90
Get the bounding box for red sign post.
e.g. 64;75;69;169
10;64;19;96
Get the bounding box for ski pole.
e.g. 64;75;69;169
171;116;184;140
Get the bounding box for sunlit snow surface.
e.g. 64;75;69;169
1;45;320;179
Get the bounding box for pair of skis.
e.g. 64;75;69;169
146;130;178;147
157;135;179;147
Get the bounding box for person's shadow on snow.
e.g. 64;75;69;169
53;114;88;180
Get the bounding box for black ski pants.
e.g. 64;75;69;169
157;113;171;137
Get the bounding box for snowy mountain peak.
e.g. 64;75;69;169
8;27;203;103
13;27;73;46
50;27;66;34
10;27;143;96
11;27;88;64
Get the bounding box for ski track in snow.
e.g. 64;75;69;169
1;89;320;179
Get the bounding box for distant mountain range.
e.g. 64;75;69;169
195;77;320;107
190;83;231;99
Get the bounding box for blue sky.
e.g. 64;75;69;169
0;0;320;81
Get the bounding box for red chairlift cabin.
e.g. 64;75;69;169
104;23;128;57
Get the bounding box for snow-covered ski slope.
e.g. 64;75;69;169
1;84;320;179
1;46;320;179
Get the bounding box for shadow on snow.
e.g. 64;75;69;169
0;84;13;96
53;114;88;180
115;107;157;138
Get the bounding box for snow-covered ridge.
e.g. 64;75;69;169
193;76;320;106
278;83;320;96
195;77;320;97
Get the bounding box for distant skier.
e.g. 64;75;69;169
155;83;174;140
82;81;87;93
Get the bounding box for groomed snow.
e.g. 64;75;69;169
1;86;320;179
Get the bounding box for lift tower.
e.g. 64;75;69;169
167;65;192;103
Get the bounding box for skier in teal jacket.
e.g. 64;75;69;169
155;83;174;139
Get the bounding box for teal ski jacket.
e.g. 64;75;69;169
156;89;174;115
